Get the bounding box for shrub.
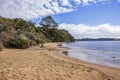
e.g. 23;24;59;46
35;39;40;44
40;43;44;48
30;40;37;46
47;29;74;42
9;37;30;49
0;43;3;51
0;16;74;49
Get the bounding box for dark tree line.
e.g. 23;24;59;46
0;16;74;49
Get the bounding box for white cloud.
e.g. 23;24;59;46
82;0;96;4
60;0;72;6
81;0;108;5
0;0;108;20
0;0;74;19
59;23;120;39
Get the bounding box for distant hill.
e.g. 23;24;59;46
75;38;120;41
0;16;74;49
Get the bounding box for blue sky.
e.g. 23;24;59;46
0;0;120;38
52;0;120;26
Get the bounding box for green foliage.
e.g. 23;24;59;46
0;43;3;51
0;16;74;49
48;28;74;42
0;16;48;48
0;32;11;47
40;16;58;28
9;36;30;49
39;16;74;42
36;27;74;42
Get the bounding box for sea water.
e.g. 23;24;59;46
63;41;120;68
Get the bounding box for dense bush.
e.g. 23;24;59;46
0;16;74;49
9;37;30;49
0;43;3;51
39;28;74;42
39;16;74;42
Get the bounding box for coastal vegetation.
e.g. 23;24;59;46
0;43;3;51
0;16;74;49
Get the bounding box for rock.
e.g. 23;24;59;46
62;51;68;55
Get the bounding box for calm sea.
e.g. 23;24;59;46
63;41;120;68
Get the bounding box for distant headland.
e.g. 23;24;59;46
75;38;120;41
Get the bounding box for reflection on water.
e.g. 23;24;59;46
63;41;120;68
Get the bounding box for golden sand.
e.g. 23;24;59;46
0;43;120;80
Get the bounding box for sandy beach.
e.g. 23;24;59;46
0;43;120;80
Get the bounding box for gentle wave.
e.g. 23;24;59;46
63;41;120;68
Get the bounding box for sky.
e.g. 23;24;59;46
0;0;120;39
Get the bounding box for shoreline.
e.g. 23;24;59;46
0;43;120;80
45;43;120;79
61;42;120;69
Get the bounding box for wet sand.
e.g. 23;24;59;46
0;43;120;80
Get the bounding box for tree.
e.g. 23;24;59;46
40;16;58;28
0;16;74;49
